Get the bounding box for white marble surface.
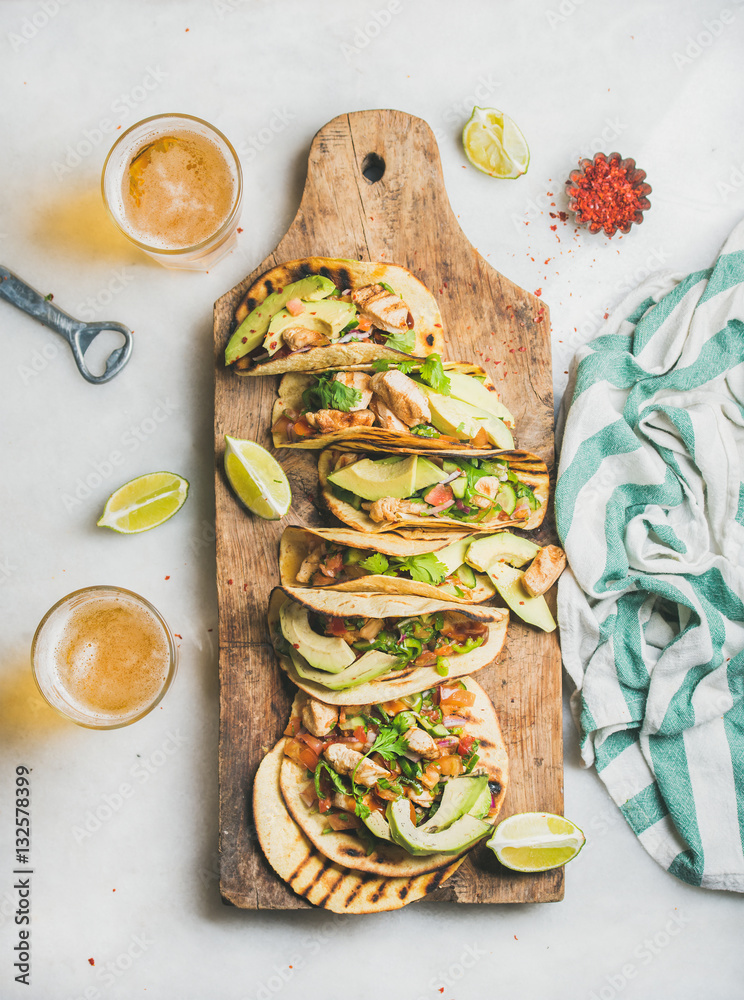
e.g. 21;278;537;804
1;1;742;997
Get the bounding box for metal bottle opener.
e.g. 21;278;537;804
0;265;133;384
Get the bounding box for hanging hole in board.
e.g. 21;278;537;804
361;153;385;183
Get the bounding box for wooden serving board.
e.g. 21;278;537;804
214;110;563;908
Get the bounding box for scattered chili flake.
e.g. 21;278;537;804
558;211;568;222
243;583;249;591
518;346;526;352
174;633;182;639
227;579;233;585
566;152;651;236
88;958;95;966
237;227;243;233
165;575;170;580
550;224;557;232
534;289;542;297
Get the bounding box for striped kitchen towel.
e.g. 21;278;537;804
555;221;744;891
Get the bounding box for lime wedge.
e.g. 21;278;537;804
97;472;189;533
224;435;291;520
486;812;585;872
462;107;530;179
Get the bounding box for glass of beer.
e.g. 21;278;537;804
31;586;177;729
101;113;243;271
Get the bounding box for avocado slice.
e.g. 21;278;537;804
387;798;491;855
328;455;418;503
225;275;336;364
486;562;556;633
362;809;393;843
413;457;450;492
420;386;514;449
417;775;489;833
433;537;471;576
468;783;492;820
466;531;541;571
263;299;357;356
288;647;400;690
279;600;355;673
446;372;516;428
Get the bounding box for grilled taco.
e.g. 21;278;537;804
268;587;508;706
319;449;548;534
253;739;466;912
224;258;445;375
270;356;516;453
280;526;496;604
275;676;508;877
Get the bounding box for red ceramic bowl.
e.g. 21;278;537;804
566;152;651;236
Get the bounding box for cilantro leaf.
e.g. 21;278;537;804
354;799;371;820
365;725;410;763
371;358;418;374
409;424;440;438
359;552;390;575
302;374;361;413
392;553;449;586
419;353;451;395
384;329;416;354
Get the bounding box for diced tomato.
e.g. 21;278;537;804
409;801;417;824
458;735;477;757
298;732;326;755
440;689;476;711
283;716;301;738
414;650;438;667
382;698;409;715
420;763;441;789
439;755;464;776
354;726;367;744
424;483;454;506
325;616;348;637
319;552;344;578
368;795;386;815
327;812;361;831
357;315;372;331
318;795;333;813
470;425;488;448
284;739;319;772
286;298;305;316
292;415;315;437
300;782;318;808
272;414;292;436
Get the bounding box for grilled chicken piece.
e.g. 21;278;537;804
324;743;388;787
333;452;360;471
404;784;434;807
284;327;331;351
522;545;566;597
295;544;323;583
402;727;441;760
302;698;339;738
351;284;411;334
470;476;503;509
333;372;373;410
369;370;431;428
369;396;409;433
365;497;429;523
305;409;376;433
358;617;384;640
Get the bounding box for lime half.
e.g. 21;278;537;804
97;472;189;533
487;812;585;872
462;107;530;179
224;435;291;520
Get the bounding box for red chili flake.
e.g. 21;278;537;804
518;346;526;352
241;336;247;343
237;227;243;233
550;224;557;232
558;211;568;222
227;579;233;585
566;153;649;234
174;634;182;639
185;27;190;31
604;312;609;319
165;575;170;580
509;348;515;353
208;628;213;632
534;289;542;297
88;958;95;966
293;643;300;649
243;583;249;591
